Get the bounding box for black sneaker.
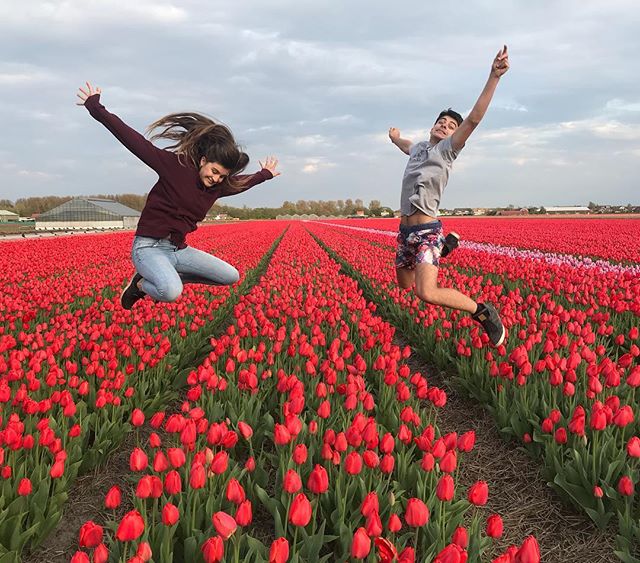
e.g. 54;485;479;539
441;232;460;258
120;272;145;310
472;302;506;347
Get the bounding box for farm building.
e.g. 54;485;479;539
0;209;19;222
35;198;140;231
543;206;591;214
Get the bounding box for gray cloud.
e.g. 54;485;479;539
1;0;638;208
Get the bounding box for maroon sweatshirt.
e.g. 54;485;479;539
84;94;273;248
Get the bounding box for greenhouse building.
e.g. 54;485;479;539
35;198;141;231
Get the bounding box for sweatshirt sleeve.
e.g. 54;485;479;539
220;169;274;197
84;94;173;174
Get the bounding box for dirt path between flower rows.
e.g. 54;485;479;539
403;348;619;563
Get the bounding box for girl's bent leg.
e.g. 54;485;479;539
131;238;183;302
174;246;240;286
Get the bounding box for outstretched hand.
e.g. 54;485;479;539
491;45;509;78
388;127;401;142
76;82;101;105
259;156;281;177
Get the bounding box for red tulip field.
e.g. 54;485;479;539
1;218;639;562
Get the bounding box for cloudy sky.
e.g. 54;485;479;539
1;0;639;209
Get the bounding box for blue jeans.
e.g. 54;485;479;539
131;236;240;302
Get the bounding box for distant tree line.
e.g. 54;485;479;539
210;198;392;220
0;195;392;220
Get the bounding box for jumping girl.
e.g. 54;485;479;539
77;82;280;310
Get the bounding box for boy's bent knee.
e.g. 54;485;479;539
415;287;439;304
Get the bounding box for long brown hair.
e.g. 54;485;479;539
147;113;249;187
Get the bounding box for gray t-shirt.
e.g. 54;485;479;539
400;136;460;217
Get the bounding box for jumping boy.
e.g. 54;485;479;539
388;45;509;346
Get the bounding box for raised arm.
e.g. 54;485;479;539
450;45;510;152
77;82;171;174
222;156;280;196
388;128;413;155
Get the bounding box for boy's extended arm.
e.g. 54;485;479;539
388;128;412;155
451;45;510;152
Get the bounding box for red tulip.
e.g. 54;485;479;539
439;450;457;473
212;511;237;540
388;513;402;533
78;520;103;548
374;537;398;563
17;478;32;496
307;464;329;494
380;454;395;474
167;447;186;468
467;481;489;506
434;543;467;563
361;492;379;518
201;536;224;563
404;498;429;527
50;460;64;479
164;470;182;495
283;469;302;494
345;451;363;475
105;485;122;509
70;552;89;563
94;543;109;563
137;542;152;561
486;514;503;538
398;546;415;563
366;512;383;537
136;475;153;499
436;474;455;501
289;493;312;527
351;527;371;559
618;475;635;496
153;450;169;472
274;424;292;445
238;421;253;439
226;478;246;504
131;408;145;427
269;537;290;563
515;536;540;563
162;503;180;526
292;444;308;464
129;448;148;471
568;406;585;436
613;406;634;428
210;451;229;474
452;526;468;548
235;500;253;526
115;510;145;542
457;431;475;452
627;436;640;458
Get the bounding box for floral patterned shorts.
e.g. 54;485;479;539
395;221;444;270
